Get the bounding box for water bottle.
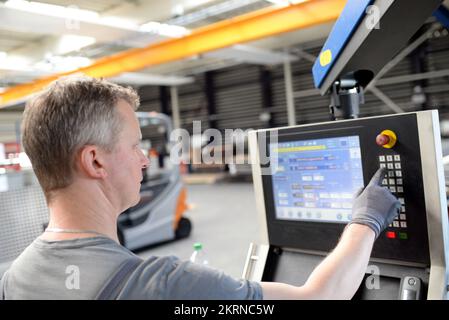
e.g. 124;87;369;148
189;242;209;265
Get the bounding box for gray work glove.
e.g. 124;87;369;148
348;167;401;239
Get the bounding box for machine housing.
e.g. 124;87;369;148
243;110;449;300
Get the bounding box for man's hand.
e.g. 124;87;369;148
349;167;401;239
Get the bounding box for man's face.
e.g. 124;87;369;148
105;100;149;212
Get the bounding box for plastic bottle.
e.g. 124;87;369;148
189;242;209;265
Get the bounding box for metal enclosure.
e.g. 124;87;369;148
244;110;449;300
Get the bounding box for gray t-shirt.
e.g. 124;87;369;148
1;236;263;300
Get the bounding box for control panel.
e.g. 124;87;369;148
258;112;431;264
247;110;449;299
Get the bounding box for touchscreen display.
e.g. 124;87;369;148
269;136;364;223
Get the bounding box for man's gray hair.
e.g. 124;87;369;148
21;76;140;201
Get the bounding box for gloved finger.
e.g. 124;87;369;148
394;199;401;211
367;167;387;187
353;187;364;199
385;199;402;226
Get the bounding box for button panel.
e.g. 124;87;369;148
378;153;407;236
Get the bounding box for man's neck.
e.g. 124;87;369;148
42;182;121;243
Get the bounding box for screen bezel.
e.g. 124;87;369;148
258;114;430;264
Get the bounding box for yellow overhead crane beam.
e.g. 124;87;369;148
0;0;346;107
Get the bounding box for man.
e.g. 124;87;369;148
0;77;400;299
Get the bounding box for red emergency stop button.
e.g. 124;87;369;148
386;231;396;239
376;130;397;149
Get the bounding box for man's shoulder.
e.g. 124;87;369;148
2;237;139;299
6;236;134;277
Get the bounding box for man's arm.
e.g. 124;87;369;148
260;168;400;300
261;223;374;299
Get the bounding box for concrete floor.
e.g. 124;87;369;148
137;182;264;279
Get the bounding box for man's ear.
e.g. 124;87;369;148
78;145;108;179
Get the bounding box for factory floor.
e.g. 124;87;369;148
137;181;264;279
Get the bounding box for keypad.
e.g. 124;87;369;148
379;154;407;233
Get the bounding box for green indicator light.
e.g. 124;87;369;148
399;232;408;240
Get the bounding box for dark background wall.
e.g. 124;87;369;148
138;26;449;139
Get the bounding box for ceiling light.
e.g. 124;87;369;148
5;0;99;21
140;22;190;38
109;73;194;86
264;0;289;6
0;55;30;71
100;17;138;30
264;0;309;7
56;35;96;55
0;52;7;60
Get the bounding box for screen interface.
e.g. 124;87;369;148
269;136;364;223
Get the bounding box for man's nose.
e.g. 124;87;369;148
141;151;150;168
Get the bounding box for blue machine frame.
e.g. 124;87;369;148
312;0;374;89
312;0;444;96
434;5;449;30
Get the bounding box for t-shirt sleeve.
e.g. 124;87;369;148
117;255;263;300
0;270;8;299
